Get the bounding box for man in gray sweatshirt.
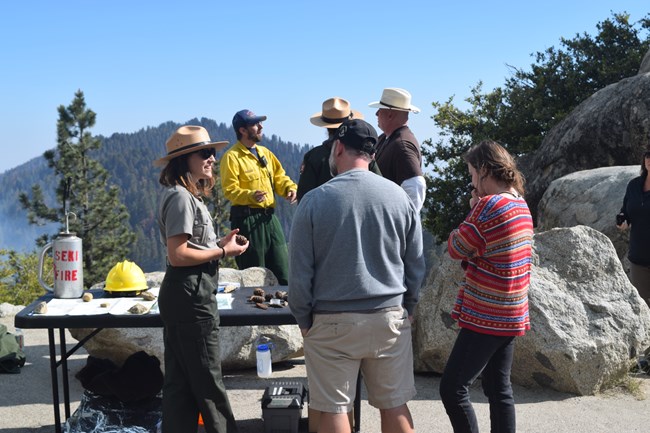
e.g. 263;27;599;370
289;118;426;433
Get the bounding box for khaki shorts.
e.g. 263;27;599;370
303;307;416;413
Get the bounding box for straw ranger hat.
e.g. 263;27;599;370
368;88;420;113
154;125;229;167
310;97;364;128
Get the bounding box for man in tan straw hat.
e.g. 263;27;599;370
297;97;381;202
369;87;426;212
155;125;249;433
220;109;297;285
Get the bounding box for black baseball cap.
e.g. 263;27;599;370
232;109;267;130
335;119;378;154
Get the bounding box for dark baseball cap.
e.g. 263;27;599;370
232;109;267;130
335;119;378;154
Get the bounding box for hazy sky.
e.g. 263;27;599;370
1;1;647;174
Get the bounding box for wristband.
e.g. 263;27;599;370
220;246;226;259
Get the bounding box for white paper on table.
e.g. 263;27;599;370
149;301;160;314
38;298;80;316
216;293;233;310
35;292;160;316
32;287;193;316
68;298;121;315
107;298;158;315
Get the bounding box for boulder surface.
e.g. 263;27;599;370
518;73;650;221
413;226;650;395
537;165;637;264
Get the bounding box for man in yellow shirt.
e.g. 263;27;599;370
220;109;297;285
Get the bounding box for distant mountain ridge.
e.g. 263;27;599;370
0;118;311;273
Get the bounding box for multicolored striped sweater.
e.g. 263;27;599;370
447;194;533;336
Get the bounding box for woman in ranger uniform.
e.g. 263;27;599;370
155;125;249;433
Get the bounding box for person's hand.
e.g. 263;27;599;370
286;189;297;204
469;188;480;208
408;315;414;324
617;221;629;230
300;327;309;338
253;190;267;203
220;229;249;257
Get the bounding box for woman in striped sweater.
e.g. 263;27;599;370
439;140;534;433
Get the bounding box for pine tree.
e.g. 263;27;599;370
204;158;237;269
19;90;136;286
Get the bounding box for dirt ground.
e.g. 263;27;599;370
1;315;648;433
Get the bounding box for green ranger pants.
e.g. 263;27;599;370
230;213;289;285
159;263;238;433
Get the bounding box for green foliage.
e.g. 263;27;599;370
0;249;51;305
422;85;507;238
422;11;650;240
18;90;136;286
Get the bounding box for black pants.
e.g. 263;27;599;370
162;319;238;433
439;328;516;433
159;264;238;433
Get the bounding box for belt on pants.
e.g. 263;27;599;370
166;260;219;274
230;205;275;218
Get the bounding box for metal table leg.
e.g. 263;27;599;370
47;328;62;433
46;327;104;433
60;328;71;419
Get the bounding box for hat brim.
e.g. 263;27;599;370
153;141;229;167
368;101;421;114
310;109;364;128
241;115;267;125
234;115;268;130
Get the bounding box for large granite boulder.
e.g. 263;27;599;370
537;166;637;265
518;72;650;221
70;267;303;372
413;226;650;395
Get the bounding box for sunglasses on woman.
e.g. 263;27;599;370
196;148;217;160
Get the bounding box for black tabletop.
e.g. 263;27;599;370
14;286;297;329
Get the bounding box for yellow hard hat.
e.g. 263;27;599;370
104;260;147;295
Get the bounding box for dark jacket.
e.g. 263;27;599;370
297;138;382;202
620;175;650;265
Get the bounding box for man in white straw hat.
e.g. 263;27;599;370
297;97;381;202
155;125;249;433
220;109;297;285
369;88;426;212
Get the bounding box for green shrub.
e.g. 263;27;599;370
0;249;50;305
